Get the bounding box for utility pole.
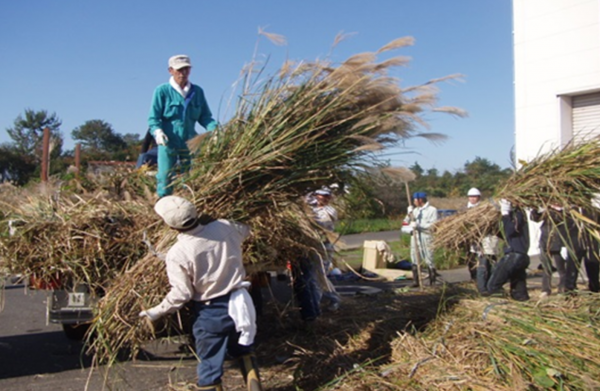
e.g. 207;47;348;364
41;127;50;182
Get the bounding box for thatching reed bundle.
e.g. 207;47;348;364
372;294;600;390
432;201;500;251
433;139;600;252
0;169;159;292
88;36;465;365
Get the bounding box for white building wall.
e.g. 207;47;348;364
513;0;600;163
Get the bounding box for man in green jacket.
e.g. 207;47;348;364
148;54;218;197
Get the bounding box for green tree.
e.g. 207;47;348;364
409;161;424;178
111;132;142;162
72;120;127;154
0;143;37;185
6;109;63;160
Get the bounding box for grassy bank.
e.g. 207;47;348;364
337;233;464;271
335;218;404;235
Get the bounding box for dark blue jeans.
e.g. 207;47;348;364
192;294;252;386
291;256;321;321
487;252;530;301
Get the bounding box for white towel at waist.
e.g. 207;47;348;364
227;281;257;346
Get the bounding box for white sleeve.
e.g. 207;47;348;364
152;258;194;317
323;206;338;222
419;208;438;230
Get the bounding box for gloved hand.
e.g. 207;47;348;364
500;199;512;216
410;221;418;229
154;129;168;146
407;205;414;214
139;306;163;322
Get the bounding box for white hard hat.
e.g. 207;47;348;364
154;196;198;229
467;188;481;197
315;187;332;196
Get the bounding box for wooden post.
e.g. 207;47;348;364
41;127;50;182
75;143;81;177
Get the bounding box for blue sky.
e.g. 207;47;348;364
0;0;514;173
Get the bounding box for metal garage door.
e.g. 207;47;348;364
572;92;600;143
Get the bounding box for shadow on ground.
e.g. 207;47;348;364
253;283;473;391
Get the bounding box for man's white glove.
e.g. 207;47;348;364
500;199;512;216
154;129;168;146
410;221;418;229
560;246;568;260
139;307;163;322
407;205;414;214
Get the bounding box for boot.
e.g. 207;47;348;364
428;267;437;286
239;354;264;391
411;264;420;287
196;384;223;391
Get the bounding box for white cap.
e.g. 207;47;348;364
467;188;481;197
168;55;192;70
154;196;198;229
315;188;332;196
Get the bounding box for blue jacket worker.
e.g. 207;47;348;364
483;199;530;301
148;55;218;198
139;196;263;391
135;129;158;168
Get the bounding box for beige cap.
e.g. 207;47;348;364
168;55;192;70
154;196;198;229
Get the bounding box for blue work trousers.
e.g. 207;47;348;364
156;145;191;197
487;252;530;301
192;294;252;387
291;257;321;321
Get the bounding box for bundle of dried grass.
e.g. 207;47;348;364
370;294;600;390
0;168;158;292
88;36;465;365
433;139;600;251
433;201;500;251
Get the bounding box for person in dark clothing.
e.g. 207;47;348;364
581;232;600;293
290;255;321;322
484;199;530;301
530;206;568;295
136;129;159;168
565;206;600;293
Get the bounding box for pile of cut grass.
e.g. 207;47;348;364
330;290;600;390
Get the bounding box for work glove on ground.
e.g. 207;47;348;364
154;129;168;146
500;199;512;216
139;306;163;322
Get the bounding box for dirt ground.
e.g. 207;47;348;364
158;281;465;391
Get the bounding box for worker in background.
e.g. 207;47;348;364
566;198;600;293
483;199;530;301
530;205;568;297
463;187;500;293
139;196;263;391
148;55;218;198
136;128;158;168
404;191;438;286
465;187;482;280
311;188;341;312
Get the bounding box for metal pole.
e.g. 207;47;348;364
41;127;50;182
404;182;423;291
